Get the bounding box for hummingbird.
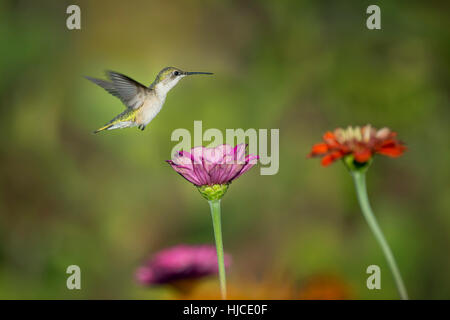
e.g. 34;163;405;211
85;67;213;133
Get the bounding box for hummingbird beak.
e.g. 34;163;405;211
184;71;213;76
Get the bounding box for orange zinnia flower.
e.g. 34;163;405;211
308;125;406;166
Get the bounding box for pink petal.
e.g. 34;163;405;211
171;152;194;169
190;146;207;165
232;144;247;164
232;155;259;180
192;163;211;185
167;161;203;185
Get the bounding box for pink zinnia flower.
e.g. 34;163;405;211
136;245;231;286
167;144;259;186
166;144;258;299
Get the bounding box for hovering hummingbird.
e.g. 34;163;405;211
85;67;213;133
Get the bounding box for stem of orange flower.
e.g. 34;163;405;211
352;171;408;300
208;199;227;300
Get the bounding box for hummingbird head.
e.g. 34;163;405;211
151;67;213;97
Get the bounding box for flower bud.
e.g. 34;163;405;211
197;184;229;201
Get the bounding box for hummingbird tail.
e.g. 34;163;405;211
94;109;137;134
93;123;114;134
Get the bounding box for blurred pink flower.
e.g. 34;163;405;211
136;245;232;286
166;144;259;186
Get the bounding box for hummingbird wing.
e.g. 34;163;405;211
85;71;148;110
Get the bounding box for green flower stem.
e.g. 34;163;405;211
352;171;408;300
208;199;227;300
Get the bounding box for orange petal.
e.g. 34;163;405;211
321;150;344;166
323;131;335;140
330;150;344;160
324;131;343;148
377;139;406;157
321;154;334;166
354;149;372;163
311;143;329;155
377;145;406;157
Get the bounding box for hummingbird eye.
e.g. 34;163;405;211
173;71;180;76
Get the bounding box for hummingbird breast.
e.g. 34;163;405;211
136;94;165;126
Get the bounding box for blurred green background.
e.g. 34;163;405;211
0;0;449;299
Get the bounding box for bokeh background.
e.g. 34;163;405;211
0;0;449;299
